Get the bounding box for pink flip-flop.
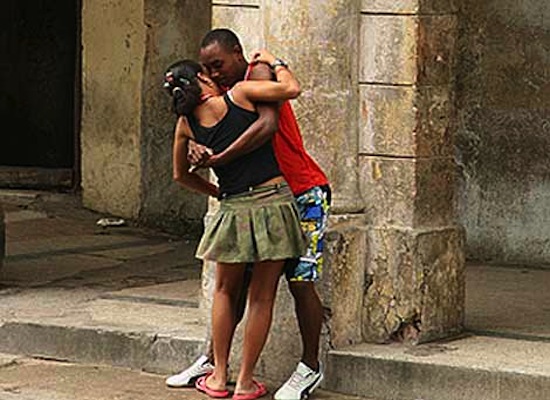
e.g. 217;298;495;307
232;380;268;400
195;374;230;398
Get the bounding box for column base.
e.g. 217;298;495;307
363;225;465;344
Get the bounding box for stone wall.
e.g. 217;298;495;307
0;203;4;271
456;0;550;264
210;0;463;383
81;0;145;218
81;0;211;235
139;0;212;235
355;0;464;345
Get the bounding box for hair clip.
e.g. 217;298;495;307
172;87;184;96
179;77;191;86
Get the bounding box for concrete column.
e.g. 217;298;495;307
81;0;210;234
263;0;362;214
212;1;263;51
206;0;365;381
81;0;145;218
262;0;364;380
358;0;465;343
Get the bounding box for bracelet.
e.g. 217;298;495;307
270;58;289;70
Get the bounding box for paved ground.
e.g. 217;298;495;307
1;189;548;341
0;190;377;399
0;189;549;400
0;354;371;400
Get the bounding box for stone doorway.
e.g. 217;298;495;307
0;0;79;188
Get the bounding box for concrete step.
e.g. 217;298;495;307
0;281;206;374
0;354;375;400
325;335;550;400
2;282;549;400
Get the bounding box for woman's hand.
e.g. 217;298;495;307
187;141;214;167
250;49;277;67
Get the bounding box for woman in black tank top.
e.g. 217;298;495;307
163;50;306;398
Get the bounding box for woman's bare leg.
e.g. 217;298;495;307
207;262;246;390
235;260;285;394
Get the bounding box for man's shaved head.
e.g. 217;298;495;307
199;29;248;88
200;28;242;53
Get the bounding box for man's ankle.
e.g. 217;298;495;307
300;359;319;372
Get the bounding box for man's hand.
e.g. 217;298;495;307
250;48;277;66
187;141;214;170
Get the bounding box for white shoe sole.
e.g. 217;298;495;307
166;372;209;388
300;374;324;399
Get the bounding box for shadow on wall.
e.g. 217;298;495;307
455;0;550;265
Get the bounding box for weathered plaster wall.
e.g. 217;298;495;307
213;1;263;51
263;0;362;213
81;0;145;218
208;0;462;383
356;1;464;345
456;1;550;264
81;0;211;233
139;0;211;235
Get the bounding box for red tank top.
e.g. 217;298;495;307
245;65;329;195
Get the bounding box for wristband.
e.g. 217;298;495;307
270;58;289;70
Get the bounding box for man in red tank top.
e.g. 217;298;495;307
167;29;330;400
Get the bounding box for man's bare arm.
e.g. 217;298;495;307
208;62;278;167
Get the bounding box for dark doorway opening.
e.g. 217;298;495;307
0;0;79;188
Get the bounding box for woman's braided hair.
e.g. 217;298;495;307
163;60;203;117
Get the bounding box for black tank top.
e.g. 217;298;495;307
188;93;281;197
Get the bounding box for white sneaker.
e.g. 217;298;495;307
274;361;324;400
165;355;214;387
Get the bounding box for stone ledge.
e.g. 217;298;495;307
0;167;72;189
0;321;204;375
326;335;550;400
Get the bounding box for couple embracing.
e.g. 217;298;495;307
164;29;330;400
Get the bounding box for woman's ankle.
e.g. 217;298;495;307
207;370;227;389
235;378;255;394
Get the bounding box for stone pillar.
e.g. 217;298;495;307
81;0;210;234
203;0;464;384
207;0;365;382
212;1;263;51
263;0;362;214
358;0;465;343
81;0;145;218
262;0;365;380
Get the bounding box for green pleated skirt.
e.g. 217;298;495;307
196;183;307;263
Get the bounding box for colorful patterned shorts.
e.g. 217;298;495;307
285;185;331;282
